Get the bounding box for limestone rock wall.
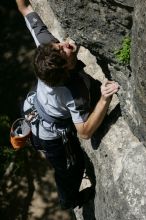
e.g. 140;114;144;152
30;0;146;219
81;117;146;220
131;0;146;143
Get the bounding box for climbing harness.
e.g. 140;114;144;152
23;91;76;168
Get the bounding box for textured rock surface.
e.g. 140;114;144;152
113;0;134;7
81;118;146;220
130;0;146;143
30;0;146;219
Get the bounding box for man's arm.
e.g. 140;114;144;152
16;0;33;16
75;80;119;139
16;0;59;47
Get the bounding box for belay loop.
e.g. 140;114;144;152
61;130;68;144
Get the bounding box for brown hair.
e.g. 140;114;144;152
34;43;69;87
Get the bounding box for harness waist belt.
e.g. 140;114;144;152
33;95;72;128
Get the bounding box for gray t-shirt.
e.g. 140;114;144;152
24;78;89;139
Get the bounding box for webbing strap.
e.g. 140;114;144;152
33;95;72;127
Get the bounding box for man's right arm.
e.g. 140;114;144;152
16;0;59;47
74;80;120;139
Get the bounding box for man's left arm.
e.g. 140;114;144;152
16;0;59;47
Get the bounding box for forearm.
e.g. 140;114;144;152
16;0;33;16
76;97;111;139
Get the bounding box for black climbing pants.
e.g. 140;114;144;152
31;132;85;209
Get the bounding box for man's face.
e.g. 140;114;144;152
53;41;78;69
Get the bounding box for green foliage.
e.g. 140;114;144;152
0;146;15;177
0;145;31;178
0;115;10;128
0;115;12;177
115;36;131;65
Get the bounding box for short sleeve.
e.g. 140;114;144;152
65;77;91;124
67;99;89;123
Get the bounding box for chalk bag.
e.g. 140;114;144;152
10;118;31;150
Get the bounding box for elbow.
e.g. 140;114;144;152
76;124;93;140
81;135;91;140
75;122;93;140
78;132;92;140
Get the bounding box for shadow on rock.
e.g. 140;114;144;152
91;103;122;149
74;151;96;220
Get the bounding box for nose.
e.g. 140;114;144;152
60;42;69;49
59;43;69;53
